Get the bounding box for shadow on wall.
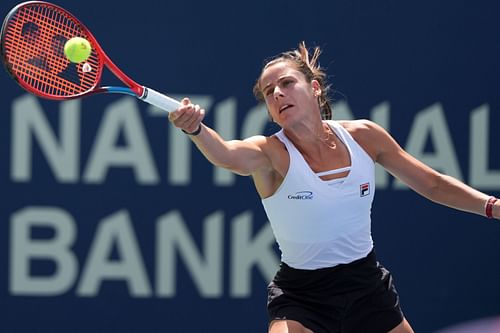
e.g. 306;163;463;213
433;317;500;333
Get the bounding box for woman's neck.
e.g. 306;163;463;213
283;120;337;158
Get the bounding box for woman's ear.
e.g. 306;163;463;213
311;80;322;97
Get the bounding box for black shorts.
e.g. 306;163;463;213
267;250;404;333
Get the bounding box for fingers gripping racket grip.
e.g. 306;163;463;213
140;87;181;112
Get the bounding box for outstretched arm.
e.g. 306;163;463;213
353;120;499;219
168;98;272;176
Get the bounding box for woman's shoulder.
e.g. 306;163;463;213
243;133;286;153
244;133;281;145
331;119;384;139
335;119;379;132
334;119;391;160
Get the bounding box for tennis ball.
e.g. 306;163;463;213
64;37;92;63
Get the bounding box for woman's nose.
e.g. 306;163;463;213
273;86;284;100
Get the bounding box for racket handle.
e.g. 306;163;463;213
140;86;181;112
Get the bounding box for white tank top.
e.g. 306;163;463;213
261;121;375;269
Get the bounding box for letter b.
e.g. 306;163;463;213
10;207;77;296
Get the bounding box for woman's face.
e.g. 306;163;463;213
259;61;321;127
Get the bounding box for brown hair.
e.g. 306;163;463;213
253;41;333;120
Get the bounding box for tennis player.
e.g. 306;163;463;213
168;42;499;333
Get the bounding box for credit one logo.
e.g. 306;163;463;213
288;191;313;200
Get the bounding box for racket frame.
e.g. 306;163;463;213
1;1;180;111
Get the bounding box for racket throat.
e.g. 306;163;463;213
138;86;148;99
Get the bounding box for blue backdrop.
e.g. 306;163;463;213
1;1;499;332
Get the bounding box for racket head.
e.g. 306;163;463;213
1;1;104;100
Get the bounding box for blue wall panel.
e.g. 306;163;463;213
1;1;499;332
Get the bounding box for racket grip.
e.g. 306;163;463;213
140;86;181;112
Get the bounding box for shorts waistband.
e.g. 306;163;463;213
274;249;381;293
280;249;377;273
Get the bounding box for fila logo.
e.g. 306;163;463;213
360;183;370;197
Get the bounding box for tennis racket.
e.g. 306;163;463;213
0;1;180;112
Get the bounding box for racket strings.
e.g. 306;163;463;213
2;4;100;98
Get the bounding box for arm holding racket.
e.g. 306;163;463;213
169;98;273;177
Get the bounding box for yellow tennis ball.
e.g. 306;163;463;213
64;37;92;63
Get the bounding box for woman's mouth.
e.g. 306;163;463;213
279;104;293;113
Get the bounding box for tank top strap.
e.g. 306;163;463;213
315;166;351;177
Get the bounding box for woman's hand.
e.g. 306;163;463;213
168;97;205;134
